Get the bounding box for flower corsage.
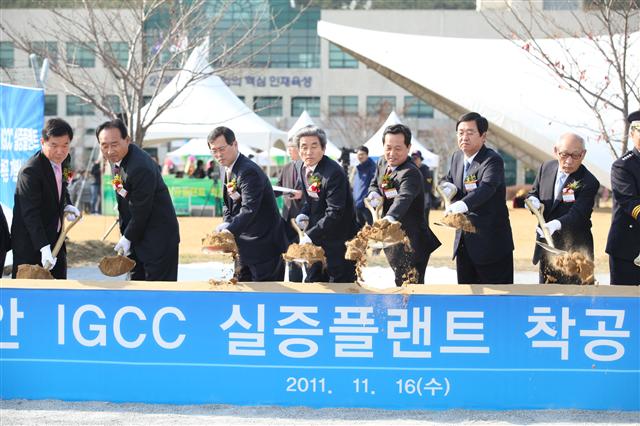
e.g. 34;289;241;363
63;167;74;183
381;173;394;190
565;180;581;191
112;174;128;198
227;177;237;192
308;175;321;193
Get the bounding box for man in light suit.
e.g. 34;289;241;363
98;119;180;281
527;133;599;284
606;110;640;285
294;125;358;283
11;118;80;279
367;124;441;286
439;112;514;284
211;126;287;282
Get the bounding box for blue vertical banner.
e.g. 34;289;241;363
0;83;44;209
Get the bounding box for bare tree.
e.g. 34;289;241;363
482;0;639;157
0;0;303;146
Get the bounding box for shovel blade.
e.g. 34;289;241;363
536;241;568;256
99;255;136;277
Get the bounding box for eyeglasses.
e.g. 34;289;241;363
630;124;640;132
456;130;479;138
209;144;229;155
557;151;584;160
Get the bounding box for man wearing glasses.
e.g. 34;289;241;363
606;111;640;285
210;126;287;282
527;133;599;284
438;112;514;284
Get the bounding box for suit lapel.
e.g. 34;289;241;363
454;151;464;191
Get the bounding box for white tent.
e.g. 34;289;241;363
166;138;257;161
141;43;287;153
318;21;640;187
364;110;439;168
288;110;342;159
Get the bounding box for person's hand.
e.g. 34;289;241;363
288;190;303;200
216;221;231;233
444;200;468;216
381;215;398;224
295;214;309;231
438;182;457;199
367;192;382;209
64;204;81;221
299;233;312;245
537;220;561;238
526;196;541;210
114;235;131;256
40;244;57;270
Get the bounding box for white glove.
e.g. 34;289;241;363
537;219;562;238
526;196;541;210
40;244;57;270
299;233;312;245
216;221;231;232
445;200;468;215
439;182;457;199
64;204;81;221
114;235;131;256
367;192;382;209
382;215;398;224
295;214;309;231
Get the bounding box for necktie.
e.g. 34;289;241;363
225;168;232;184
554;172;567;199
305;167;312;186
463;160;471;179
53;163;62;200
291;163;298;187
113;164;120;176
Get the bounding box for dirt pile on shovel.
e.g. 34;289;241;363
551;251;595;285
441;213;476;233
202;231;238;253
283;243;326;265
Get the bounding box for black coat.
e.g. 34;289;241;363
116;144;180;266
369;156;441;263
223;153;288;265
528;160;599;264
11;151;71;278
443;145;514;265
1;199;11;270
299;155;358;245
276;159;304;221
606;148;640;261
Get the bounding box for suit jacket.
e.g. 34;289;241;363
116;144;180;264
529;161;599;264
276;159;303;221
369;157;441;261
223;153;288;265
417;163;433;208
606;148;640;261
11;151;71;267
299;155;358;245
443;145;514;264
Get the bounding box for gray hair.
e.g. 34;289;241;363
293;125;327;150
557;132;585;150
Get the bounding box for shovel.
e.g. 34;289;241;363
16;212;83;279
98;248;136;277
287;219;313;282
524;198;568;256
433;184;458;230
364;198;402;249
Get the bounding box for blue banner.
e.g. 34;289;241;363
0;84;44;209
1;287;638;410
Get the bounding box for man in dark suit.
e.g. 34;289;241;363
527;133;599;284
0;206;9;275
98;119;179;281
294;125;358;283
439;112;514;284
210;126;287;282
411;150;434;224
606;110;640;285
11;118;80;279
367;124;441;286
275;138;304;282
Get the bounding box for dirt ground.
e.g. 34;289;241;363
66;207;612;274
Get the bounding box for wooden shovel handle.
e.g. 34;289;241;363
435;183;456;210
524;199;555;248
290;218;305;240
364;197;382;221
52;211;83;257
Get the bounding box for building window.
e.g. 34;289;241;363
329;43;358;69
142;95;153;106
44;95;58;116
105;42;129;68
0;42;14;68
328;96;358;116
499;149;517;186
30;41;57;68
543;0;580;10
254;96;282;117
105;95;122;114
366;96;396;117
292;96;320;117
237;95;245;103
403;96;434;118
66;95;95;116
66;42;95;68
